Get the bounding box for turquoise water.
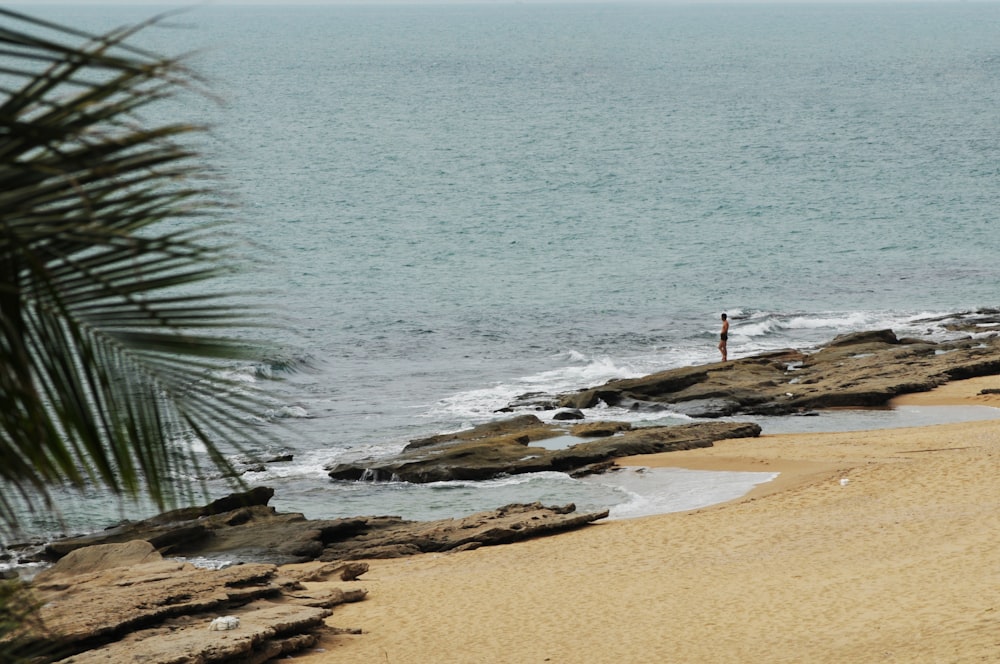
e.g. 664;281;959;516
7;4;1000;540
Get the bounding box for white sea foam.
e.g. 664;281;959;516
422;307;961;426
783;311;877;331
172;432;208;455
240;452;332;481
174;557;235;571
734;315;783;338
561;349;589;363
216;367;258;384
425;471;575;491
266;405;310;419
593;467;779;520
425;353;646;424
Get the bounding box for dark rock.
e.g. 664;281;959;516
138;486;275;526
931;308;1000;334
318;502;607;562
568;460;618;478
551;321;1000;418
328;435;556;484
42;491;608;571
404;414;559;450
667;398;745;418
496;392;558;412
619;397;676;412
552;408;585;420
327;415;759;484
551;422;761;470
826;329;899;347
204;486;275;515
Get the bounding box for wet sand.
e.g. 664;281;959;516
291;377;1000;663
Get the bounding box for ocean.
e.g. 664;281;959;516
6;3;1000;545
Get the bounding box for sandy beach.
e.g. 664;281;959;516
293;377;1000;663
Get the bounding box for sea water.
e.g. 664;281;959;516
5;3;1000;544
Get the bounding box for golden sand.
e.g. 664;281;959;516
291;377;1000;663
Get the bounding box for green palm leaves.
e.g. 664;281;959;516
0;9;279;531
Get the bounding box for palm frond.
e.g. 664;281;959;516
0;9;283;532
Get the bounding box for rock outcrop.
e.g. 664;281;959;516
317;501;608;561
37;490;608;567
553;321;1000;418
13;541;367;663
326;418;761;483
17;318;998;662
19;502;608;660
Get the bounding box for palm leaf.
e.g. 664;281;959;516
0;9;283;532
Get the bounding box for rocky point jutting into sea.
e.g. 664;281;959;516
326;317;1000;484
4;316;1000;662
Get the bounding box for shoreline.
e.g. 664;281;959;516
291;377;1000;663
615;375;1000;502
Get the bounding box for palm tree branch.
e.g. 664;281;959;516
0;8;285;533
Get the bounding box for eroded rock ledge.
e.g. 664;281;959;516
36;489;608;567
12;496;609;662
326;418;762;483
10;541;367;663
325;318;1000;488
553;319;1000;418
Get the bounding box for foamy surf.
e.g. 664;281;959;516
590;467;780;520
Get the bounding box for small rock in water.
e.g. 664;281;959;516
208;616;240;631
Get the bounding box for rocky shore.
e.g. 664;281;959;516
4;491;609;662
13;540;368;663
326;416;761;483
34;488;609;567
553;319;1000;418
6;314;1000;662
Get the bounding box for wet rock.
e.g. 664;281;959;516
494;391;559;412
567;460;618;478
825;328;899;348
552;319;1000;418
404;414;560;450
43;505;296;562
935;308;1000;334
42;491;608;569
330;436;555;484
327;416;759;484
552;422;761;469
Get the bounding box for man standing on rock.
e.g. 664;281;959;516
719;313;729;362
